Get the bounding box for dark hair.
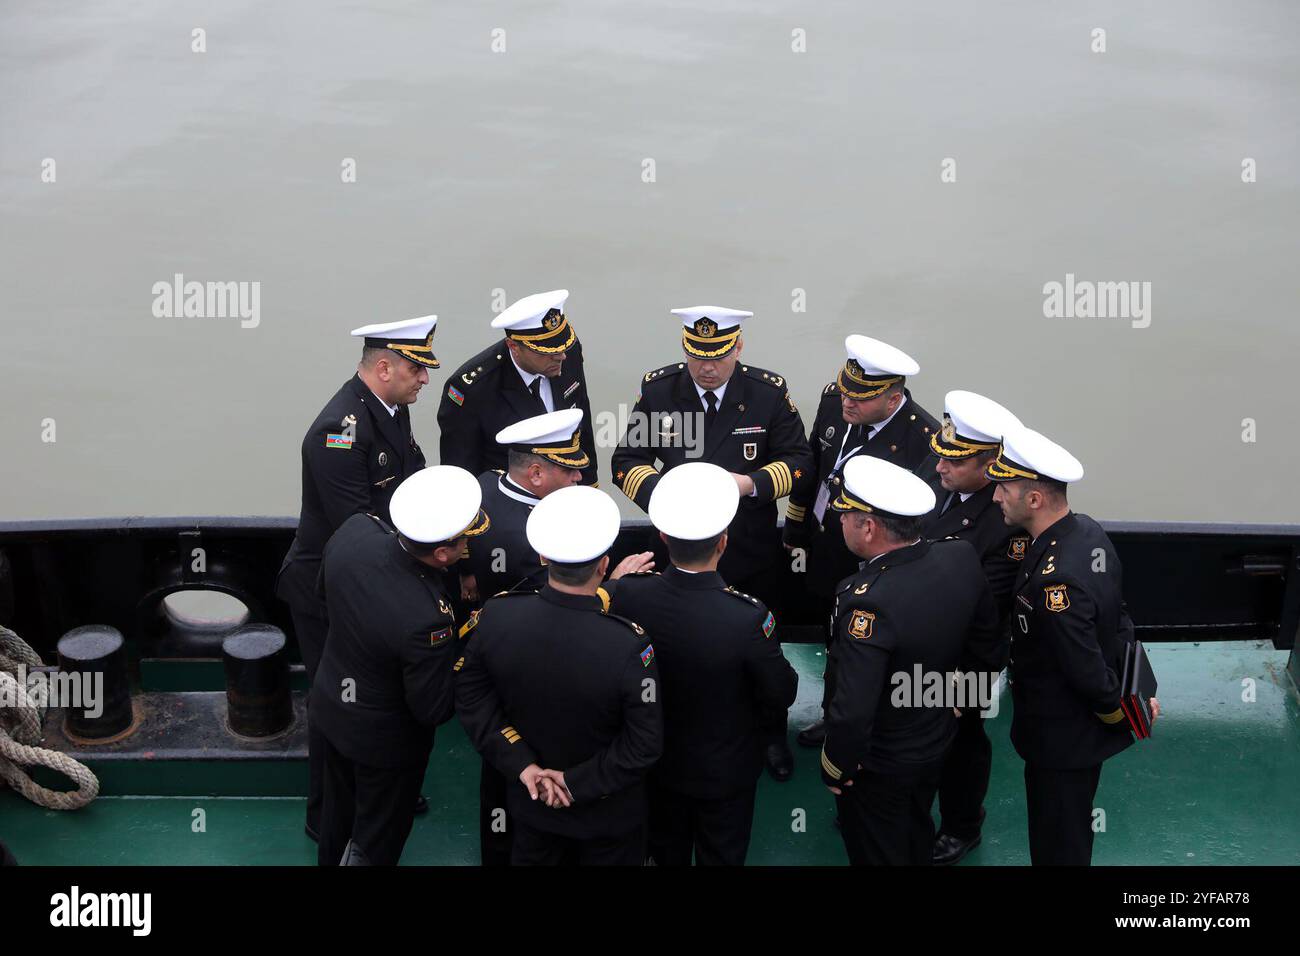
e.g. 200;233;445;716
664;531;724;567
548;556;604;586
507;448;549;473
885;378;906;398
398;533;448;558
1025;477;1068;505
360;345;387;366
873;513;923;543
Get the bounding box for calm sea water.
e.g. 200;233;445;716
2;0;1297;523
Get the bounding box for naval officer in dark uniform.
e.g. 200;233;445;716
312;465;490;865
459;409;588;866
276;314;439;839
924;391;1026;865
610;306;811;781
438;289;599;487
783;335;941;749
456;485;663;865
986;427;1158;865
607;463;798;865
820;456;1001;866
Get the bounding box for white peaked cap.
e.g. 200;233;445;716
389;466;487;543
526;485;620;563
491;290;570;331
648;462;740;540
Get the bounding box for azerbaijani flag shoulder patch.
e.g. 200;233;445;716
325;433;353;449
639;644;655;668
761;611;776;639
447;385;465;406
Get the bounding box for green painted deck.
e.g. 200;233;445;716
2;641;1298;866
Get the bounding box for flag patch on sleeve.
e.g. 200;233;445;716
446;385;465;406
762;611;776;638
640;644;655;668
325;433;353;449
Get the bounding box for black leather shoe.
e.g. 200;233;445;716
414;795;429;815
764;741;794;782
304;823;320;843
796;720;826;748
932;831;981;866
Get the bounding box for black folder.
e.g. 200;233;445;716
1119;639;1158;739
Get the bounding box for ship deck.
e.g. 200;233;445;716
2;640;1298;866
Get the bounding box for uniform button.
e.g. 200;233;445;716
738;404;745;411
910;415;916;421
890;444;897;452
962;518;970;526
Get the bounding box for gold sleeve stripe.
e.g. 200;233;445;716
760;462;793;498
786;502;807;522
501;726;522;744
622;464;658;501
820;749;842;781
1096;708;1126;725
453;656;465;672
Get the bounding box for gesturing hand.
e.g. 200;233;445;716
610;552;655;579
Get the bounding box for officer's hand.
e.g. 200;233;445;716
519;764;549;803
610;552;655;579
1150;697;1161;723
537;769;573;808
461;574;479;603
731;473;756;497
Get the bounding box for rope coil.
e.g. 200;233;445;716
0;626;99;809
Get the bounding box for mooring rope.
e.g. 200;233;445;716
0;626;99;809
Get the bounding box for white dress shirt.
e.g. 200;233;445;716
511;355;554;412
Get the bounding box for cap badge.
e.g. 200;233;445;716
846;359;863;376
694;317;717;338
543;310;562;331
941;416;956;443
848;609;875;640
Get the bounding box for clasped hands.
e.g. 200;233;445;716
520;764;574;809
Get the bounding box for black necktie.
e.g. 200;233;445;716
528;377;545;412
942;491;957;514
703;390;718;432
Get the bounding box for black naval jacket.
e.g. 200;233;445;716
455;586;663;840
461;470;548;600
437;339;598;486
820;539;1001;786
922;483;1027;621
310;513;459;770
610;362;813;585
276;374;427;611
606;567;799;799
784;385;941;598
1007;512;1135;770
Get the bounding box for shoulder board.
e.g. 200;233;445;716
491;468;505;475
457;609;481;639
904;409;938;439
740;365;786;389
643;363;686;384
606;612;646;637
723;586;764;609
363;513;394;534
457;346;506;388
822;381;839;396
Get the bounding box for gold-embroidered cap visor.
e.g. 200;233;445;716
506;312;577;354
985;444;1040;482
682;325;741;359
930;415;1001;459
836;359;900;401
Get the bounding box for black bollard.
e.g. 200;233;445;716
222;624;292;737
56;625;133;740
